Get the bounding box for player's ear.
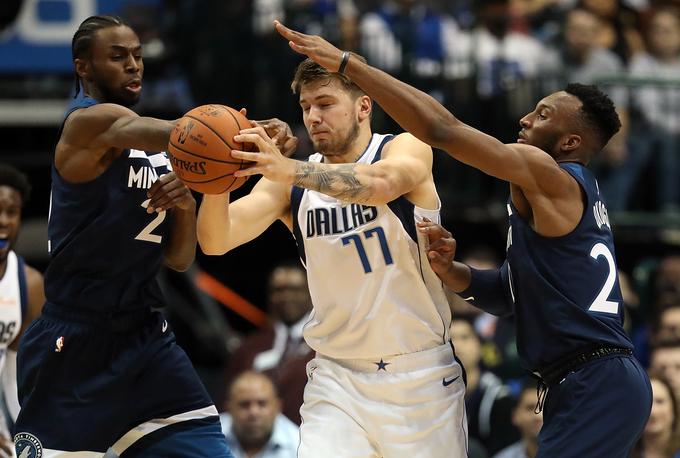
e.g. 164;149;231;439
357;95;372;122
74;58;91;81
562;134;581;152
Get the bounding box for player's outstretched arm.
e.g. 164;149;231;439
232;128;432;206
197;178;290;256
418;220;513;317
61;103;174;154
274;21;566;194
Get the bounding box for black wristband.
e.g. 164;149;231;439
338;51;350;74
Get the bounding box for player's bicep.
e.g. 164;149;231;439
62;104;138;149
370;134;432;200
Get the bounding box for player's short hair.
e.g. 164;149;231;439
565;83;621;149
71;15;131;96
291;54;368;97
0;164;31;206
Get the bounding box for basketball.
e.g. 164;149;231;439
167;104;254;194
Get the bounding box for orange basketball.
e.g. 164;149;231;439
167;104;254;194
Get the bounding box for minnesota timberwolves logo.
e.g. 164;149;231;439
14;432;43;458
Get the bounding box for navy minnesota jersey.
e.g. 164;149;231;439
507;162;632;371
45;93;171;312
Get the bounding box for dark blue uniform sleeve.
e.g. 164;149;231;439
458;261;513;317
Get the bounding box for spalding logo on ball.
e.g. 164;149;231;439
168;104;254;194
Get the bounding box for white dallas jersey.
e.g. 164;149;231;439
291;134;451;359
0;251;23;368
0;251;25;438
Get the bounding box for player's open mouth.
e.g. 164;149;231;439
0;236;9;249
125;81;142;93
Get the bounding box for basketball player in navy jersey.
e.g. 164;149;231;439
198;57;467;456
12;15;234;457
0;165;44;457
275;22;652;457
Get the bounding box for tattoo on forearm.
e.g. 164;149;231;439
294;162;372;201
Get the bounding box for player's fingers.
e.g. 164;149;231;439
231;150;261;162
234;165;262;178
288;41;311;56
234;133;274;152
274;20;307;42
428;238;455;253
239;107;247;117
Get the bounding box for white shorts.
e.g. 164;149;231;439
299;343;468;458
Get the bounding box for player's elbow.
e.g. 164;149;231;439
163;252;194;272
197;235;229;256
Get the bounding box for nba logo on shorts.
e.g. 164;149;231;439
14;432;43;458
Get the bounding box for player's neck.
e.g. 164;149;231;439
323;128;373;164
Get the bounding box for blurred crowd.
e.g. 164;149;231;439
124;0;680;216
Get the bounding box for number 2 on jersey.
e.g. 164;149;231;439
588;242;619;314
135;199;166;243
342;227;394;273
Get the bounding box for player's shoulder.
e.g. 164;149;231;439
382;132;432;158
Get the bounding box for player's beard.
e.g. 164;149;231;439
314;119;360;158
91;68;140;108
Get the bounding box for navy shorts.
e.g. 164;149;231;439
14;305;232;457
537;355;651;458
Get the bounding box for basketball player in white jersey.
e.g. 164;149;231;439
197;57;467;457
0;165;44;457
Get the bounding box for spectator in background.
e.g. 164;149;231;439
220;371;299;458
658;305;680;343
544;7;629;169
650;340;680;403
578;0;645;63
226;261;313;425
493;381;543;458
452;318;518;455
656;255;680;310
604;6;680;213
631;373;680;458
359;0;461;91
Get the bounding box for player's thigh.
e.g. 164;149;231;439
299;359;379;458
538;356;651;458
377;367;468;458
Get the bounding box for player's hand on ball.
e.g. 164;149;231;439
274;20;344;72
232;126;295;184
417;219;457;277
253;118;298;157
147;172;196;213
